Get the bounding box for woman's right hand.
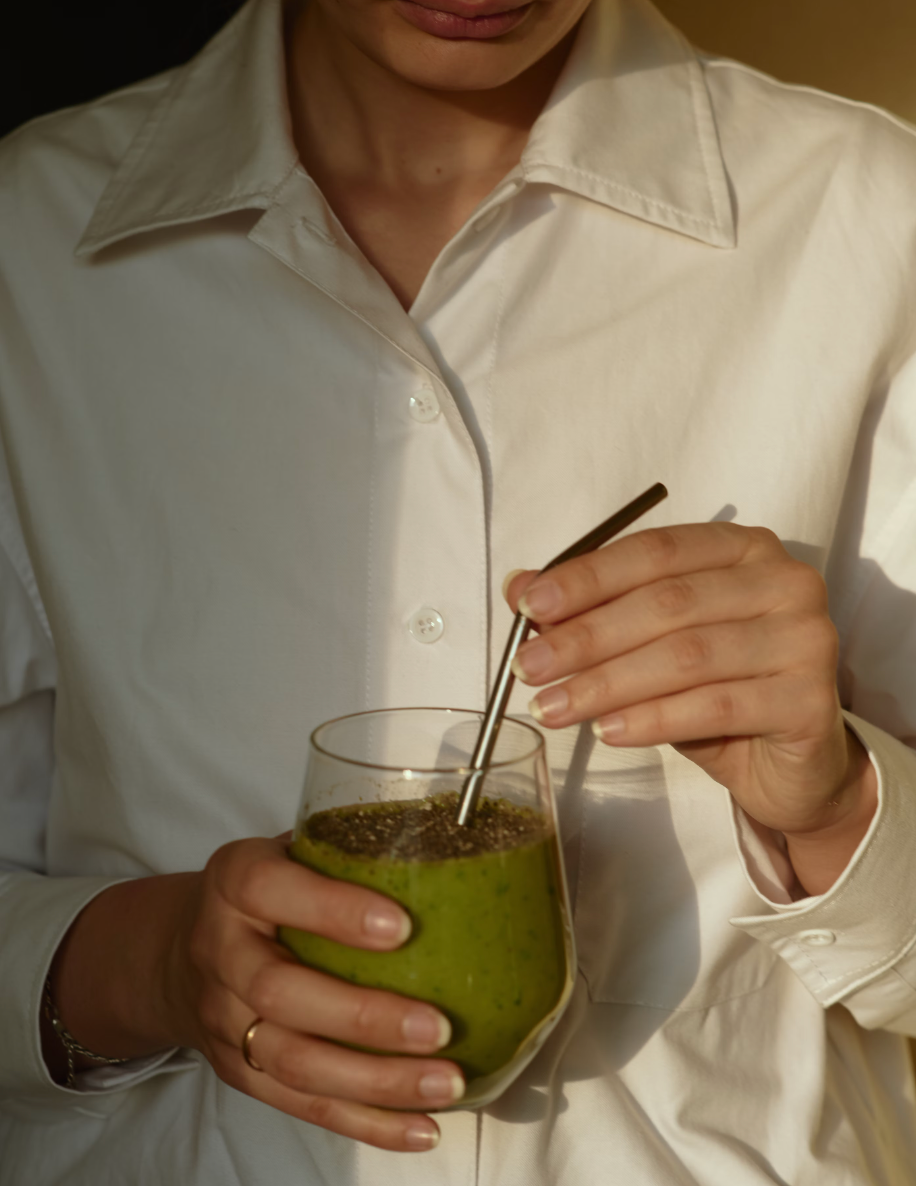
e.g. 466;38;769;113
45;837;462;1152
170;835;463;1150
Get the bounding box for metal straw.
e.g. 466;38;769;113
456;482;668;826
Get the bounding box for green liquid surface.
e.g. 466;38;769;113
279;797;569;1081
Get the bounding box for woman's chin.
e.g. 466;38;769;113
363;30;550;92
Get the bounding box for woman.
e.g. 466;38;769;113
1;0;915;1180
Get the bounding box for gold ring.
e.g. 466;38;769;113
242;1017;265;1072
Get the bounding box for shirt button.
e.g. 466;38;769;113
798;929;836;948
408;607;445;644
409;388;441;423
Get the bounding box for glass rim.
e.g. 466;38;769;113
309;706;545;774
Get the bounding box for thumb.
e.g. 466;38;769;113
502;569;538;614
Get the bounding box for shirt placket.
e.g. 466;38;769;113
249;167;547;1186
248;168;502;723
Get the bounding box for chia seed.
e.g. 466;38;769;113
305;791;548;862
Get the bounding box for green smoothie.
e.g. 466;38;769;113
279;793;571;1086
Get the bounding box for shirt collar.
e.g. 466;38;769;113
76;0;734;257
522;0;735;247
76;0;298;256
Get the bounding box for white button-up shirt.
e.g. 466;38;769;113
2;0;916;1181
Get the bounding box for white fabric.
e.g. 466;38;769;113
2;0;916;1180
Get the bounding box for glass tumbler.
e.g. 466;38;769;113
279;707;576;1110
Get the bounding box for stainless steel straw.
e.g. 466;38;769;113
456;482;668;826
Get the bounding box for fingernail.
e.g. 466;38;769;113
402;1010;451;1050
405;1122;441;1150
511;639;554;682
530;686;569;722
418;1072;465;1103
519;580;562;620
592;716;626;742
501;568;527;601
364;905;411;945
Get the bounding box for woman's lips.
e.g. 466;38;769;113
394;0;533;40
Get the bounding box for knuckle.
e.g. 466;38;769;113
301;1095;335;1128
784;560;827;605
651;576;697;619
750;525;781;550
641;701;667;739
566;614;603;662
785;610;837;670
274;1042;309;1090
580;668;613;714
639;527;679;568
350;995;379;1040
247;963;286;1018
207;839;249;887
670;630;712;673
202;846;233;905
708;688;736;729
371;1063;402;1102
804;569;830;610
575;553;605;603
318;880;361;931
235;857;278;919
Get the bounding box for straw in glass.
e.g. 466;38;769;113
456;482;668;826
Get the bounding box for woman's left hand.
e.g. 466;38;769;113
504;522;877;894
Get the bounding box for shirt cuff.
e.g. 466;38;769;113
73;1049;196;1093
729;712;916;1008
0;871;196;1105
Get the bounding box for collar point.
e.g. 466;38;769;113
706;218;737;251
74;230;105;259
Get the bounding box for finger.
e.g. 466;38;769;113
213;839;411;950
512;562;811;686
528;615;830;728
233;1022;465;1111
503;568;537;612
214;932;452;1055
502;569;559;638
215;1037;443;1152
517;523;785;625
589;671;840;752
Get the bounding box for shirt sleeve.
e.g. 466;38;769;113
730;714;916;1034
0;452;193;1106
729;353;916;1035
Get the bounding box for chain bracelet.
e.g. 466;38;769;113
42;976;131;1090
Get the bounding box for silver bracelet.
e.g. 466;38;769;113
42;976;130;1089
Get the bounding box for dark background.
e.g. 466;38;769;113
0;1;247;141
3;4;914;142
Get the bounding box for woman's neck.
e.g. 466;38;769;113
286;3;573;190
